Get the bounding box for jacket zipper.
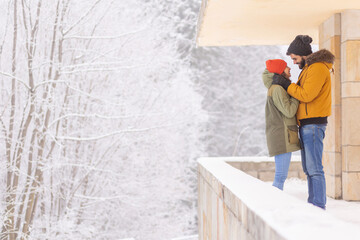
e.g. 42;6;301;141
300;66;308;116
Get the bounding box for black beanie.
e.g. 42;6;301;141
286;35;313;56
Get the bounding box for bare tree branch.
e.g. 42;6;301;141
63;0;102;36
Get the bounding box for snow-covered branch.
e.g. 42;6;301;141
63;28;147;40
47;112;167;128
55;122;186;141
63;0;102;35
63;83;123;106
0;71;31;90
60;64;148;74
33;80;69;90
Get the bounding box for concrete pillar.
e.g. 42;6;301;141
319;13;342;199
340;10;360;201
320;10;360;201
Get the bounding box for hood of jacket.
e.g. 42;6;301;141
262;69;274;89
305;49;335;69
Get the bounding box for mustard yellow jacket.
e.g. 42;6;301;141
287;49;335;125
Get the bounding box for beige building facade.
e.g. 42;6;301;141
197;2;360;201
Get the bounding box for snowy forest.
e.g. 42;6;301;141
0;0;287;239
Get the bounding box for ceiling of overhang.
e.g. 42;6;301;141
196;0;360;46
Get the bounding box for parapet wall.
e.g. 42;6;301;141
226;156;306;181
198;157;360;240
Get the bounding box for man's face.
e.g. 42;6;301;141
290;54;306;69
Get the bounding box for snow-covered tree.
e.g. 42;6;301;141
0;0;294;239
0;1;205;239
191;46;285;157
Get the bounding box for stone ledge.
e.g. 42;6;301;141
225;155;306;181
198;157;360;240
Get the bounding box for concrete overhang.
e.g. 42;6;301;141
196;0;360;46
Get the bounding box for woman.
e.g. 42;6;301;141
262;59;301;190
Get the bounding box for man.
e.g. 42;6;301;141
272;35;335;209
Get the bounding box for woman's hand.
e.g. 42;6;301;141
272;74;291;91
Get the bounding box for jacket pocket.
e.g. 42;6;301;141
287;125;299;144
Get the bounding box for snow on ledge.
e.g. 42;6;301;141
198;157;360;240
217;155;301;163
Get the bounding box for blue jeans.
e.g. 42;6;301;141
273;152;291;190
299;124;327;209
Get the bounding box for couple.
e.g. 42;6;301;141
262;35;335;210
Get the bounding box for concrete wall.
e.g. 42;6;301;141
198;157;360;240
340;10;360;201
226;156;306;181
319;13;342;199
320;10;360;200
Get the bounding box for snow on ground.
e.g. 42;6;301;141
275;178;360;226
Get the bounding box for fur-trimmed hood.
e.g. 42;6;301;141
306;49;335;66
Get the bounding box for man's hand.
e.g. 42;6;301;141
272;74;291;91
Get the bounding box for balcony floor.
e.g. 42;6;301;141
271;178;360;226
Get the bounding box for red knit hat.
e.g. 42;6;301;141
266;59;287;74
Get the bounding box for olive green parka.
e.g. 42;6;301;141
263;70;301;157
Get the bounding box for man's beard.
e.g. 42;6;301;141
299;57;306;69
